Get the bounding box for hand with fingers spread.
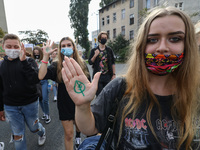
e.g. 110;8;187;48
19;43;26;61
42;40;58;62
62;56;101;106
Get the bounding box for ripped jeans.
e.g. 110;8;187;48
4;100;45;150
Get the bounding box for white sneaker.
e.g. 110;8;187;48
0;142;4;150
45;115;51;124
41;114;46;120
38;129;46;146
53;96;57;101
75;137;81;149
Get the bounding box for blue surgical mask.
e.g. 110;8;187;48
61;47;73;57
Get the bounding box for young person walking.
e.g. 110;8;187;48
0;34;46;150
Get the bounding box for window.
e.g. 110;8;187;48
122;0;125;3
102;18;105;26
121;26;125;36
121;9;125;19
130;0;134;8
130;14;134;25
154;0;159;6
130;30;134;40
107;30;110;39
113;28;116;38
113;13;116;23
146;0;150;9
112;3;116;8
175;2;184;10
107;16;110;24
106;7;109;11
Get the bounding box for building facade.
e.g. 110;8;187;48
0;0;8;33
98;0;200;42
0;0;8;57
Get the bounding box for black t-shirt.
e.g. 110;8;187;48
91;78;200;150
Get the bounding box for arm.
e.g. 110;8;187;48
110;48;116;80
21;58;40;84
88;49;99;65
38;40;57;80
61;56;101;135
111;64;116;80
0;76;5;121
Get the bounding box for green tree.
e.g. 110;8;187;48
18;29;49;45
107;34;130;62
69;0;91;58
99;0;114;8
0;27;5;38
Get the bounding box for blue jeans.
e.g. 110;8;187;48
4;101;45;150
78;135;106;150
40;80;49;115
52;81;57;97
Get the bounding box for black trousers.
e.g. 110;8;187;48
96;73;112;96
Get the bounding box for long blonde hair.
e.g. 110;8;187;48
56;37;90;83
120;6;200;149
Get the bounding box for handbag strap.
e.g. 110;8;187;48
95;78;126;150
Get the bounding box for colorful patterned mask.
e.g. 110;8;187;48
145;53;184;75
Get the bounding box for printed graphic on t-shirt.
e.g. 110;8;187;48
122;117;180;149
99;51;108;74
124;118;149;149
156;118;178;150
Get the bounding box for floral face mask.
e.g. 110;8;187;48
145;52;184;76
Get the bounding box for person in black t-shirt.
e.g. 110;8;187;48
88;31;116;96
61;7;200;150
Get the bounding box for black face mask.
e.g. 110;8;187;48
100;38;107;45
34;55;40;59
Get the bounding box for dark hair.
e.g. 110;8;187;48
32;46;43;61
2;34;21;45
97;31;108;42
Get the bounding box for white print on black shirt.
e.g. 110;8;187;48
124;118;149;149
156;119;178;150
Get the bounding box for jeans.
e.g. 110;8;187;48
78;135;106;150
40;80;49;115
4;101;45;150
52;81;57;97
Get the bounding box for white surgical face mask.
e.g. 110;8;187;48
5;49;20;59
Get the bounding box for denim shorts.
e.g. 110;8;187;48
78;135;106;150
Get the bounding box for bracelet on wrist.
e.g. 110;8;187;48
41;60;48;64
113;73;116;75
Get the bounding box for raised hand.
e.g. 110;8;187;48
19;43;26;61
42;40;57;58
62;56;101;106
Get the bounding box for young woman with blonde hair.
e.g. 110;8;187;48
38;37;90;150
61;7;200;149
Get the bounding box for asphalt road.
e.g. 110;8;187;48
0;63;128;150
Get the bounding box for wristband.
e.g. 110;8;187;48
41;60;48;64
113;73;116;75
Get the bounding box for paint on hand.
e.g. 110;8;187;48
74;80;85;96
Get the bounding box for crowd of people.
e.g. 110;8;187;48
0;5;200;150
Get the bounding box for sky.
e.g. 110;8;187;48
3;0;101;43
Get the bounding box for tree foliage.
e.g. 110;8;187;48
69;0;91;57
18;29;49;44
99;0;114;8
107;34;130;62
0;27;6;38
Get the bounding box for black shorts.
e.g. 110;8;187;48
57;83;75;121
57;97;75;121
